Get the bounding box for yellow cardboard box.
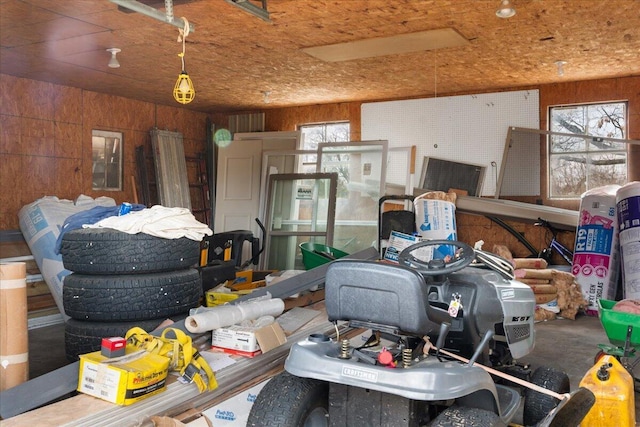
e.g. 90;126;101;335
77;350;170;405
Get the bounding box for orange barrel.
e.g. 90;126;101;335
579;354;635;427
0;262;29;390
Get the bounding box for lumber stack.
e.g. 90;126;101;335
512;258;588;321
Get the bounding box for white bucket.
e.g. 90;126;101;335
413;193;457;258
616;181;640;299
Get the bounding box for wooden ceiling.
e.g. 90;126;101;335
1;0;639;113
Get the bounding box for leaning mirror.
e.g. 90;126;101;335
92;130;123;191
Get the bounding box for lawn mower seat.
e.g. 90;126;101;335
325;260;449;336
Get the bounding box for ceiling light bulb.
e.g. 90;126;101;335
496;0;516;18
107;48;121;68
179;78;191;94
555;60;567;76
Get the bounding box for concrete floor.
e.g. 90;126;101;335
25;313;639;422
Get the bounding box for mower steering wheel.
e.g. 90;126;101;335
398;240;475;276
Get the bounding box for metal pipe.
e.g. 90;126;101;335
110;0;194;33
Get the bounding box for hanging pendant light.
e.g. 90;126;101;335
496;0;516;18
106;48;121;68
173;18;195;104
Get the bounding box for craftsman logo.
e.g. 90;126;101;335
342;366;378;382
501;289;515;300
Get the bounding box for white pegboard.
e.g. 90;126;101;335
362;90;540;196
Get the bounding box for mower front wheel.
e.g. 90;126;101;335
247;371;329;427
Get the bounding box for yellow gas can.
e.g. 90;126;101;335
579;355;635;427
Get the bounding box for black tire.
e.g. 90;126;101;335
63;269;201;321
64;318;166;361
247;371;329;427
60;228;200;274
430;405;505;427
523;366;570;426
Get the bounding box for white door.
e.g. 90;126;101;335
214;131;299;238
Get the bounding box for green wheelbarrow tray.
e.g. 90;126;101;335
598;299;640;356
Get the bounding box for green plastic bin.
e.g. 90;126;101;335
299;242;349;270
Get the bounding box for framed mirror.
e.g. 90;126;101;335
92;130;123;191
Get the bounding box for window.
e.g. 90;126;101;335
92;130;123;191
298;121;350;173
548;102;627;198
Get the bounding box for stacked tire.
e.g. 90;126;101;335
60;228;202;361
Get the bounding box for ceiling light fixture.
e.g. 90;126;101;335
496;0;516;18
110;0;195;33
555;60;567;76
262;90;271;104
173;18;195;104
107;48;121;68
225;0;270;22
303;28;469;62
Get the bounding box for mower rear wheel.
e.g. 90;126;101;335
430;405;506;427
523;366;570;426
247;371;328;427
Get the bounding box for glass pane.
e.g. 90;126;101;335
587;136;627;151
264;173;337;270
549;134;586;153
269;178;329;233
319;142;386;253
587;152;628;188
549;153;586;198
299;122;350;170
325;122;350;142
267;235;322;271
550;106;586;134
586;103;625;141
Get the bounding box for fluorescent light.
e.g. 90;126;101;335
302;28;469;62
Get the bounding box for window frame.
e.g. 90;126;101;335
297;121;351;172
547;101;628;199
92;129;123;191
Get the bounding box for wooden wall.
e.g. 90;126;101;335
0;73;227;231
0;73;226;316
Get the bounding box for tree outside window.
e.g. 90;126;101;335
549;102;627;198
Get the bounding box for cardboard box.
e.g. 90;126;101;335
77;350;169;405
211;322;286;356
